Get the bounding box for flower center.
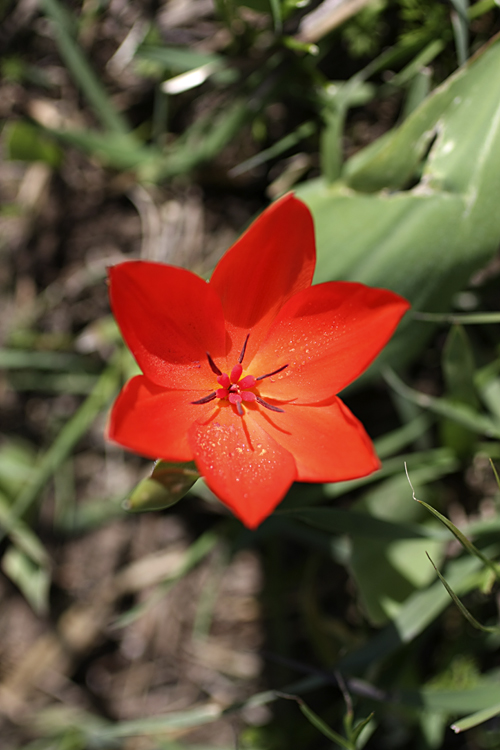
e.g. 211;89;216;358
191;334;287;416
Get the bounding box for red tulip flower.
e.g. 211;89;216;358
108;194;409;528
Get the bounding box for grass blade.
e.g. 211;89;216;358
425;552;500;634
384;367;500;438
413;311;500;324
0;359;120;544
40;0;130;134
451;701;500;733
405;464;500;580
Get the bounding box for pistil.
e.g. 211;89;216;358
191;336;287;415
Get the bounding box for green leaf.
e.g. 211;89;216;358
0;491;50;567
346;465;451;625
440;325;478;455
0;439;37;498
125;460;200;512
230;120;316;177
384;367;500;438
414;311;500;324
425;552;500;634
411;492;500;581
136;44;225;73
0;360;120;546
97;705;221;738
1;546;50;615
339;551;489;672
298;701;353;749
40;0;130;135
296;37;500;371
44;128;156;172
450;0;469;67
277;694;354;749
5;121;63;166
442;326;477;406
451;701;500;733
349;713;375;745
282;507;443;541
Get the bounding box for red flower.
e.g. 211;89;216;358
108;194;409;528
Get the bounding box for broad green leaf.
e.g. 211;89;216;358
282;507;443;541
324;446;455;499
407;679;500;714
442;326;477;406
347;466;451;625
440;325;478;455
296;37;500;370
339;551;489;672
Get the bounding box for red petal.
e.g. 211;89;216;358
109;261;226;389
250;396;380;482
108;375;216;462
189;407;297;528
252;282;410;403
209;194;316;364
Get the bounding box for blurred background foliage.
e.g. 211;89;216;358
1;0;500;748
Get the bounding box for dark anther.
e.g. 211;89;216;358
238;333;250;364
255;395;284;413
236;401;244;416
206;352;222;376
191;392;217;405
256;364;288;381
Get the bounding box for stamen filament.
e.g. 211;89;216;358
191;391;217;405
206;352;222;376
255;395;284;413
238;333;250;364
256;364;288;381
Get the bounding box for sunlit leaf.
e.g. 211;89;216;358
297;37;500;371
